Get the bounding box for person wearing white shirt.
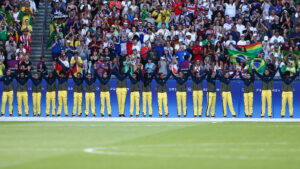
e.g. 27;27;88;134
236;19;246;35
237;35;247;45
269;31;285;44
224;0;239;18
225;34;236;49
156;24;171;40
121;0;131;16
223;18;233;32
132;39;141;53
143;28;155;43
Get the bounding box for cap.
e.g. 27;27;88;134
274;39;278;43
134;18;138;20
264;36;268;41
264;16;270;20
161;57;166;60
67;40;71;43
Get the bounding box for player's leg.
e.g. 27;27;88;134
72;93;78;116
157;93;163;116
261;90;266;117
182;92;187;116
135;92;140;116
281;92;287;117
193;91;198;116
1;92;8;116
267;90;272;117
176;92;182;116
249;92;253;117
227;92;236;116
32;93;37;116
106;92;112;116
142;92;147;116
162;92;168;116
148;92;152;116
244;93;249;116
222;92;227;117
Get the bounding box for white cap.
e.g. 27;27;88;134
265;16;270;20
264;36;268;41
67;40;71;43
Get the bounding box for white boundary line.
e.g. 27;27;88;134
83;143;300;161
0;117;300;122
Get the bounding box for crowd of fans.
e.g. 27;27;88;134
0;0;45;76
48;0;300;78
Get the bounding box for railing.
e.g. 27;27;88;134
41;0;49;57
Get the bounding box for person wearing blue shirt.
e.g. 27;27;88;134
51;36;61;60
145;59;156;74
154;40;164;57
269;4;281;14
175;46;190;66
63;40;76;61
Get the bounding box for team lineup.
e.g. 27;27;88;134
0;66;298;118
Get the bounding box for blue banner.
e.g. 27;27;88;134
0;80;299;118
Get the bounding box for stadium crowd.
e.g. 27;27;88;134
47;0;300;78
0;0;41;76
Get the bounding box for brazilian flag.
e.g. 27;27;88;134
19;11;33;25
248;58;267;74
0;9;11;24
283;50;300;60
228;49;257;65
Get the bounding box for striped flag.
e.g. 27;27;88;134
237;42;263;54
228;49;257;65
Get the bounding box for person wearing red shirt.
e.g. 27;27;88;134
88;36;100;54
140;41;151;64
172;0;183;15
192;40;203;61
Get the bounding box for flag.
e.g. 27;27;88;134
19;11;33;25
283;50;300;60
248;58;267;74
228;49;257;65
46;31;55;49
237;42;263;54
0;9;11;24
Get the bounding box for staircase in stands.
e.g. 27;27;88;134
30;1;53;72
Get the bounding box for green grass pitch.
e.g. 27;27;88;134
0;121;299;169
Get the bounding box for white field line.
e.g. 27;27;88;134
1;117;300;122
83;143;300;161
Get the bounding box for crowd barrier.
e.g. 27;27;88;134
0;80;299;118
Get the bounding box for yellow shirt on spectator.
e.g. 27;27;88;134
0;64;5;76
74;40;80;48
21;25;33;36
152;10;164;23
21;7;33;14
70;57;83;76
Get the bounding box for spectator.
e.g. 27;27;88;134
158;56;168;76
144;59;155;74
63;40;76;61
5;38;16;60
77;39;88;72
37;56;48;74
70;53;83;76
94;56;108;76
21;55;33;75
51;36;61;60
